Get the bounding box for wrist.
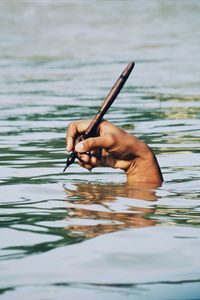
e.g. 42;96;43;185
125;145;163;184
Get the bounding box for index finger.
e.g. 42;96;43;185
66;119;92;152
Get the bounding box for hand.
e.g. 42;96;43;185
66;119;163;184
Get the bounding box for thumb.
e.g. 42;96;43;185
75;134;114;153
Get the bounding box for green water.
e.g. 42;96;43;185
0;1;200;299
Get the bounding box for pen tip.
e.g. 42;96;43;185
129;61;135;69
63;166;68;172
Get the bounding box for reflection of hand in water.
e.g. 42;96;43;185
63;182;159;238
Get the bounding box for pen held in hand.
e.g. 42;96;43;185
63;61;135;172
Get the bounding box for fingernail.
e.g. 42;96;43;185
75;142;85;152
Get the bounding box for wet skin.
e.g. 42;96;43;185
66;119;163;185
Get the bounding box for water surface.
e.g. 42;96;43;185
0;1;200;299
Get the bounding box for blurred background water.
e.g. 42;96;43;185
0;1;200;299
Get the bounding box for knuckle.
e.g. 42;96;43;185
108;132;116;146
91;137;98;148
85;137;95;149
68;122;76;130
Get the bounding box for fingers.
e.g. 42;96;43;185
77;150;131;171
66;119;117;152
77;153;100;170
78;154;98;165
75;133;115;153
66;120;92;152
74;133;116;171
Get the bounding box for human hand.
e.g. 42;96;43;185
66;119;163;184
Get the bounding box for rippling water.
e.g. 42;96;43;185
0;1;200;299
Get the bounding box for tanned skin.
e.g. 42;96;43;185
66;119;163;185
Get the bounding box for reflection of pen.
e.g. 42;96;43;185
63;62;135;172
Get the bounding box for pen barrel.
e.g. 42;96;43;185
84;62;135;136
66;151;77;166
